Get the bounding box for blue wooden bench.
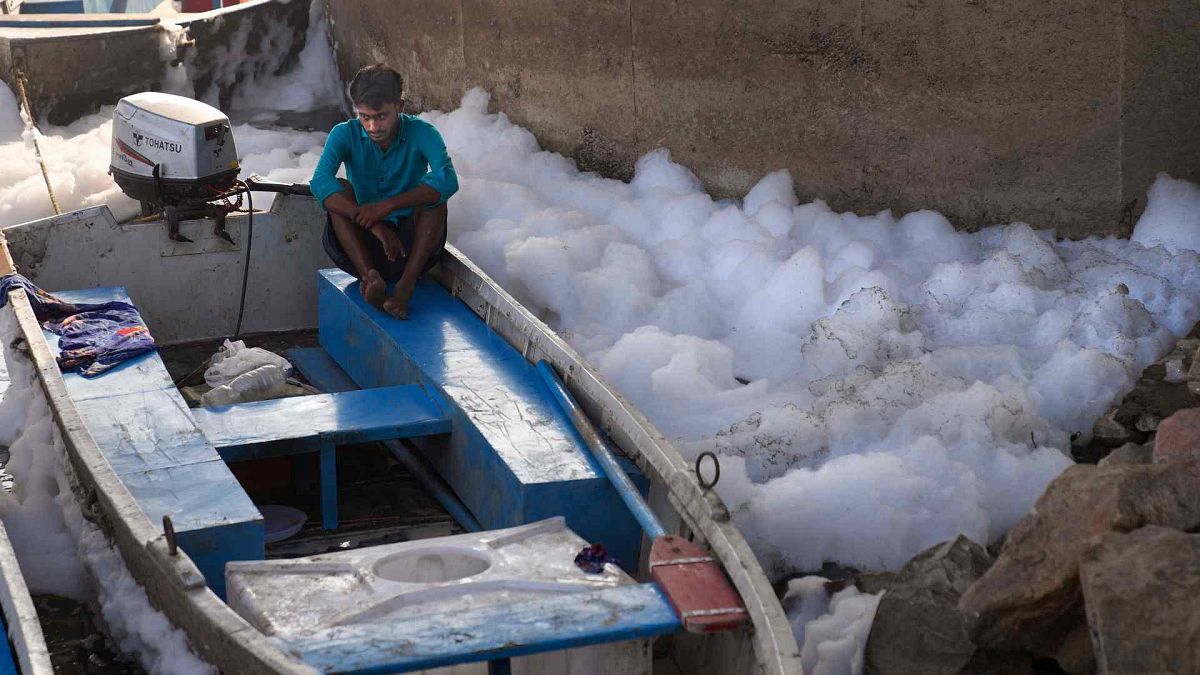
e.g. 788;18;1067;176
284;583;680;673
317;269;647;567
45;287;262;599
191;385;451;530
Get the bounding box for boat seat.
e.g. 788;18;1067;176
44;286;262;599
317;268;648;567
191;385;451;530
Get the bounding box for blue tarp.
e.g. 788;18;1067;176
0;273;158;377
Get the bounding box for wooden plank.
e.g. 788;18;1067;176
0;232;16;277
284;583;679;673
190;385;450;451
72;394;217;475
286;347;358;394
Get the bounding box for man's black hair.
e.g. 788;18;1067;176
348;64;404;109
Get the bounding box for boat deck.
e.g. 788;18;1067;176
40;271;679;672
160;333;464;558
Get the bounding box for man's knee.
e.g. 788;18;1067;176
419;203;448;227
337;178;357;202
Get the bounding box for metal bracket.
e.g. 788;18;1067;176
163;515;178;556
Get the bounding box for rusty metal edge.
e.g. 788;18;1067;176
3;287;315;675
431;245;804;675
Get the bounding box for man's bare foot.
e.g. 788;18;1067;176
383;279;416;320
361;269;387;309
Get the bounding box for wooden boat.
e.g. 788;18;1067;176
0;193;802;674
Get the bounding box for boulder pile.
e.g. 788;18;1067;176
857;338;1200;674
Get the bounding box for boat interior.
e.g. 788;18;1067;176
1;194;773;674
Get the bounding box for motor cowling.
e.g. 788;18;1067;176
109;92;240;207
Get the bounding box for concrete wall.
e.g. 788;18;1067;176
0;0;309;124
324;0;1200;238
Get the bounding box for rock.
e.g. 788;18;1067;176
853;571;899;596
1080;526;1200;674
1134;412;1160;432
1050;622;1095;675
1097;442;1151;467
1152;407;1200;479
959;650;1033;675
862;535;992;675
1164;356;1187;383
957;464;1200;657
1188;345;1200;381
1180;338;1200;356
1091;409;1133;448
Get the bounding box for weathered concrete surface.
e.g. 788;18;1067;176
325;0;1200;238
0;23;163;125
0;0;310;124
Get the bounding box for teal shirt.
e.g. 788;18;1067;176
310;115;459;219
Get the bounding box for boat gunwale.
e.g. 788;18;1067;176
3;286;316;674
0;519;53;674
430;240;804;675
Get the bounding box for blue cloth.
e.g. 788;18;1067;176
0;273;157;378
0;272;80;320
310;116;459;219
44;303;157;378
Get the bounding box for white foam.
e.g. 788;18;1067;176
422;89;1200;583
783;577;881;675
228;0;343;115
1132;173;1200;254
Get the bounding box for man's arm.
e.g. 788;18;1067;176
416;122;459;206
324;189;361;221
352;184;441;227
310;126;359;219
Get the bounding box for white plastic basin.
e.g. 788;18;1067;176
372;547;492;583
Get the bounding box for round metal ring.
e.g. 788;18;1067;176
696;451;720;490
163;515;177;556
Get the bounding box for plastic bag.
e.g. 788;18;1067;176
203;339;291;388
200;364;288;406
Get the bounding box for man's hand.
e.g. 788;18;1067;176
354;199;396;229
370;223;406;262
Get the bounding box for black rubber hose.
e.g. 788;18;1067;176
233;181;253;339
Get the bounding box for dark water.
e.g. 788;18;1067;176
34;595;144;675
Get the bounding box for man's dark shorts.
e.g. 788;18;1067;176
322;211;447;284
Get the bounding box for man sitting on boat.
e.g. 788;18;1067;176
310;64;459;319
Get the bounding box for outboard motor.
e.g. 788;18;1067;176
110;92;241;241
109;92;310;243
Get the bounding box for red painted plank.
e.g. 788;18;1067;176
650;535;749;633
